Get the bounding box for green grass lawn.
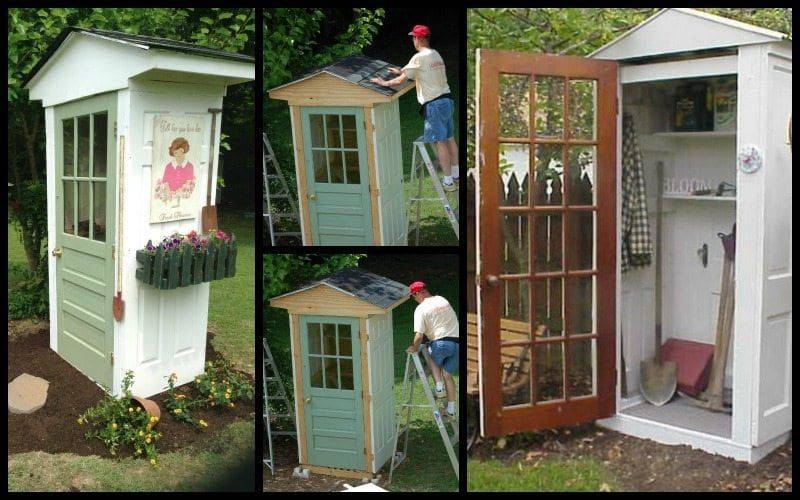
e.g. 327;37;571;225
468;458;616;492
265;255;459;492
8;210;255;492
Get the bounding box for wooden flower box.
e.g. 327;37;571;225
135;240;237;290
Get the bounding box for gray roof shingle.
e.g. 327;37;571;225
290;268;409;309
288;55;415;96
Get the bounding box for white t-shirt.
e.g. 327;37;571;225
413;295;459;341
402;48;450;105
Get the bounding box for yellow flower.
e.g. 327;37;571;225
195;378;201;384
111;423;118;430
210;402;216;407
199;419;208;428
135;448;141;455
128;407;134;413
136;407;142;412
77;417;83;425
174;408;182;414
145;437;151;444
139;431;145;437
150;416;158;423
150;459;157;466
229;403;235;409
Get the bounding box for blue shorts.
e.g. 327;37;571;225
423;98;454;143
422;339;459;375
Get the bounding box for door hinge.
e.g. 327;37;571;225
112;244;116;260
110;352;114;365
616;97;620;116
114;121;118;137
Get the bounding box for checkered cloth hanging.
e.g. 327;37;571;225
621;113;652;272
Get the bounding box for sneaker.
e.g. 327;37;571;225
442;181;457;192
434;388;446;399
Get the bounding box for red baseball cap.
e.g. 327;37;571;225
409;281;426;294
408;25;431;38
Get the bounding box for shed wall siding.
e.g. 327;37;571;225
372;101;407;245
367;311;396;472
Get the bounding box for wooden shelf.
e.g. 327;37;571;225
663;194;736;202
653;130;736;139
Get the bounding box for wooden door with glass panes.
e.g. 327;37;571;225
53;92;117;389
476;50;617;437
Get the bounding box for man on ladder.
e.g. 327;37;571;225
371;24;459;191
406;280;459;419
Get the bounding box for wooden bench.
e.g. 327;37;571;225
467;312;533;397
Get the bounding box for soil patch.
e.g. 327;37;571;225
8;326;253;458
469;424;792;492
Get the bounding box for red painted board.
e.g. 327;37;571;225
661;338;715;396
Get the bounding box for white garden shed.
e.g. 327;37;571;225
25;28;254;398
591;8;792;463
473;8;790;464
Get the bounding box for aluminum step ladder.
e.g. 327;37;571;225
388;352;459;484
263;133;301;246
408;138;459;245
263;338;296;475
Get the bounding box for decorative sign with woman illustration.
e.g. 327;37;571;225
150;115;205;223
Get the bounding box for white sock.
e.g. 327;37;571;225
444;175;453;185
446;402;456;414
451;166;460;179
435;381;444;392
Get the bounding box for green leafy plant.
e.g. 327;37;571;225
8;263;48;320
195;360;254;409
78;371;161;465
164;373;207;428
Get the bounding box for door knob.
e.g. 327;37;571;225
308;193;317;200
304;397;311;404
52;247;62;258
486;275;500;287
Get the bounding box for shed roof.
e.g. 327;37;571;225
269;55;415;103
591;8;789;61
272;268;409;310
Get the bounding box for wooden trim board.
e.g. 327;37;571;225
302;464;373;480
359;317;374;473
289;313;308;464
290;105;313;244
363;106;382;245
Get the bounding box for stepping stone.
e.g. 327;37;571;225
8;373;49;414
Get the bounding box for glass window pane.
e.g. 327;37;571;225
325;115;341;148
324;358;339;389
92;181;106;242
568;339;596;398
533;212;562;272
534;144;563;205
568;211;595;271
310;114;325;147
568;79;597;140
340;359;354;390
501;345;531;407
77;181;90;238
342;115;357;148
499;74;530;138
501;279;529;325
338;324;352;357
501;213;528;274
567;276;594;336
328;151;344;184
63;180;75;234
567;147;595;205
535;342;564;402
535;76;564;138
313;150;328;183
63;119;74;176
308;323;322;355
499;144;529;206
309;356;323;388
322;323;337;355
534;278;564;339
93;113;108;178
344;151;360;184
77;115;90;177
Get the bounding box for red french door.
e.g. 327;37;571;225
476;50;617;437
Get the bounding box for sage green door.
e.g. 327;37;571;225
299;315;365;471
53;93;117;389
301;107;373;245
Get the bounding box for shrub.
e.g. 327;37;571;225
8;263;48;320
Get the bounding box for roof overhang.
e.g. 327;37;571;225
269;282;409;313
591;8;788;61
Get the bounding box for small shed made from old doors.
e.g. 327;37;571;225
269;268;410;478
269;56;414;246
25;28;254;398
473;8;790;464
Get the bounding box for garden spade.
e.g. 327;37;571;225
640;161;677;406
201;108;223;232
113;135;126;322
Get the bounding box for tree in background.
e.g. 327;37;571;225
7;8;254;318
263;253;365;301
466;8;793;166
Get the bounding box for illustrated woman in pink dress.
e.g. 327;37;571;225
160;137;196;207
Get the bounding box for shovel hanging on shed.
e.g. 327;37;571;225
201;108;223;232
640;161;677;406
113;135;126;321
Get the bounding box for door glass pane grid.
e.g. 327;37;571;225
61;113;108;241
308;322;355;390
309;113;360;185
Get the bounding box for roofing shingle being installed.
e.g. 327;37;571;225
278;267;409;309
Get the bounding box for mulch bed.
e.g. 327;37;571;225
470;423;792;492
8;321;253;458
264;436;350;492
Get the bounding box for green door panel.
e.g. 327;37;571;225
53;92;117;389
299;315;365;471
300;107;373;246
